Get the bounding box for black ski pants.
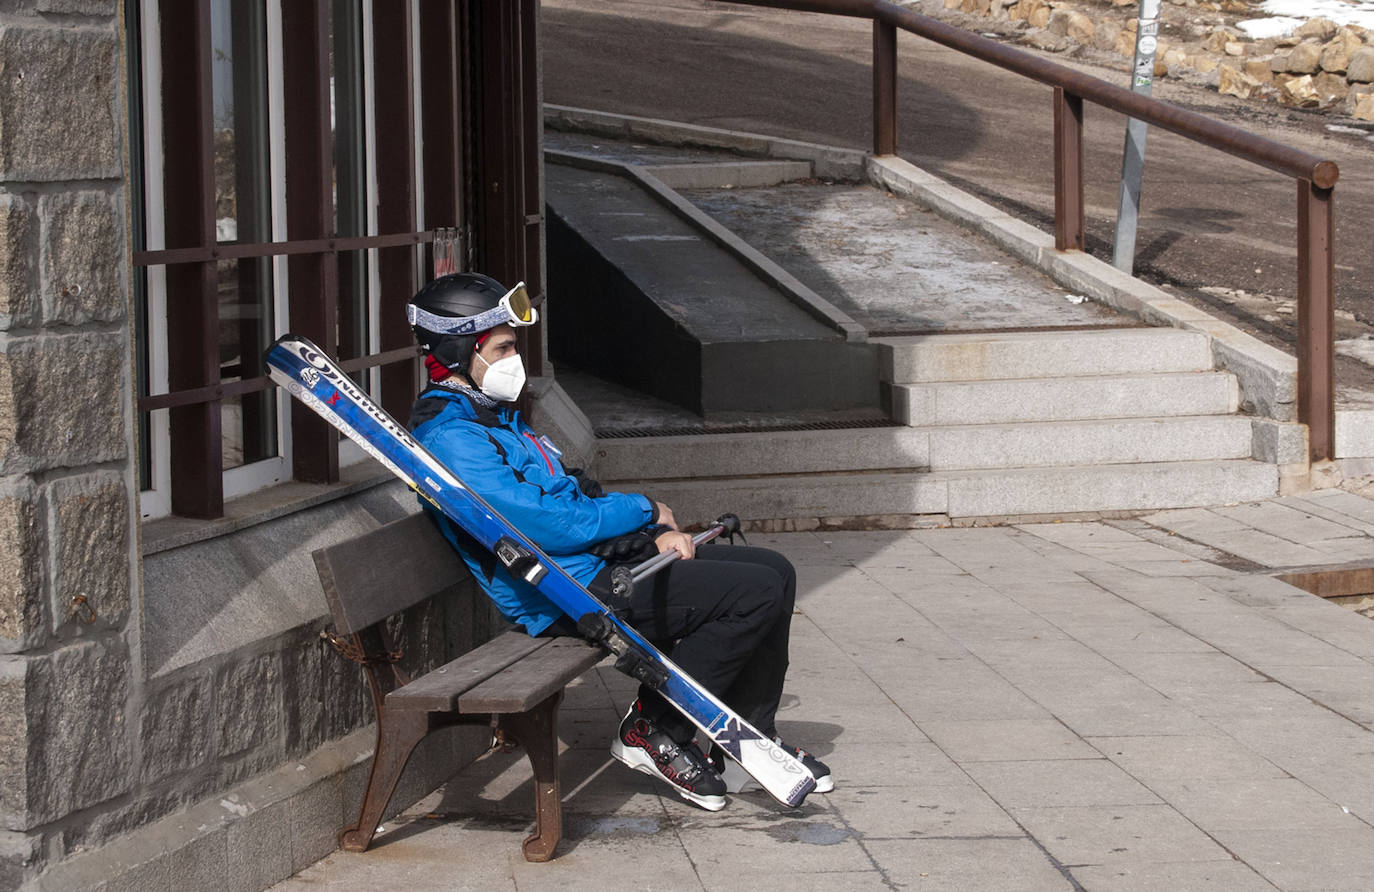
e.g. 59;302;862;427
622;544;797;744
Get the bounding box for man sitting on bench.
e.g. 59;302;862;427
403;272;832;811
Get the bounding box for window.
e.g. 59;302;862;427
129;0;460;521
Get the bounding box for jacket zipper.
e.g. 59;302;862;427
525;433;556;475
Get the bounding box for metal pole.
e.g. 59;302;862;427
629;519;736;583
1297;179;1336;462
1113;0;1161;272
873;19;897;156
1053;87;1085;252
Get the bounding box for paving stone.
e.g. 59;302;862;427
1293;490;1374;532
1089;735;1288;781
1212;827;1374;891
675;817;875;880
1148;776;1359;833
829;780;1022;839
1067;859;1276;891
1108;652;1268;693
1214;500;1362;544
820;740;963;790
1009;804;1231;866
919;719;1098;763
865;837;1072;891
1052;698;1218;738
964;759;1161;809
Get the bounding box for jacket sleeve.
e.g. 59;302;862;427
422;421;654;556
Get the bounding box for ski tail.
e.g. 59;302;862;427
264;335;816;807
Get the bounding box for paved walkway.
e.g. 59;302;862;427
275;489;1374;891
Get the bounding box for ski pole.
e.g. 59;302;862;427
608;513;741;602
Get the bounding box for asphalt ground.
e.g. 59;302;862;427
541;0;1374;391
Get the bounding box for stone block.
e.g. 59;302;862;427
1244;59;1275;83
55;783;207;858
36;0;118;13
1276;74;1321;108
216;653;282;758
0;333;127;473
139;673;212;785
0;660;27;828
1297;17;1339;42
1251;418;1308;465
1219;64;1262;99
1355;90;1374;122
281;625;372;758
1314;71;1351;106
0;27;121;181
1287;41;1322;74
0;830;40;891
0;483;43;650
48;472;130;631
1320;31;1365;74
1350;47;1374;83
16;640;132;827
1093;20;1119;54
39;190;124;325
0;194;36;331
224;799;293;892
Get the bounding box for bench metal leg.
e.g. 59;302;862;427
502;691;564;862
340;709;429;852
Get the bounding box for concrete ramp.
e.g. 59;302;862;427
545;159;879;416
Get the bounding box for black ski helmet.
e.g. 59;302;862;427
408;272;510;376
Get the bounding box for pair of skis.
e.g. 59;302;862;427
264;335;816;808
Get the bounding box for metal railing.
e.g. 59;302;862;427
723;0;1339;462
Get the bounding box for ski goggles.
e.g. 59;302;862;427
406;281;538;336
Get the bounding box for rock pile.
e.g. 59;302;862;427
913;0;1374;121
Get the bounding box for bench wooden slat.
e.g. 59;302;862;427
459;639;605;713
313;511;469;635
385;630;550;712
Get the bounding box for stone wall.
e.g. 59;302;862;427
914;0;1374;121
0;0;141;884
0;7;502;888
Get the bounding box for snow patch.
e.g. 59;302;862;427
1258;0;1374;30
1236;16;1302;40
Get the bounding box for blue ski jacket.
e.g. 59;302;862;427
408;385;655;636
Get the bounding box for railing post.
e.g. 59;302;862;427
873;19;897;156
1297;178;1336;463
1053;87;1085;252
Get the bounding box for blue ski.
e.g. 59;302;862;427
265;335;816;807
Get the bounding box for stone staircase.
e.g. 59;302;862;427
595;327;1280;525
541;128;1285;525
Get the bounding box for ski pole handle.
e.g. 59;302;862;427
609;514;741;600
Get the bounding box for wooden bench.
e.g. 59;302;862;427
312;511;605;861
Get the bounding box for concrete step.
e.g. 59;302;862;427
926;415;1253;471
633;460;1278;526
890;371;1239;426
596;415;1252;481
595;426;927;481
880;328;1214;383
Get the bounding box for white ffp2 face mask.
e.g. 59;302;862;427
473;352;526;402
